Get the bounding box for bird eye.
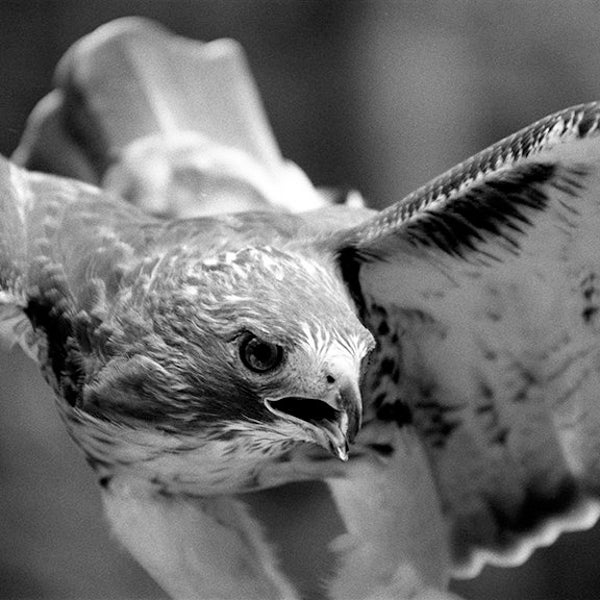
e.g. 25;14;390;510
239;334;284;373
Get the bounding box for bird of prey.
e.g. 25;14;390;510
6;17;600;600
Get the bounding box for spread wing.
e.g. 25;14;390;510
334;101;600;577
13;17;322;217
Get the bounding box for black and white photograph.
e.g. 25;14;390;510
2;2;600;599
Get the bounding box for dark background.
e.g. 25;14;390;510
2;1;600;599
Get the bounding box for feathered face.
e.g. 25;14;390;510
86;245;374;462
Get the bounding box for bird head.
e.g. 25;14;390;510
87;243;374;464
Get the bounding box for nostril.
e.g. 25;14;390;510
326;374;336;384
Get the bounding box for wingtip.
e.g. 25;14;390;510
451;487;600;579
52;16;283;171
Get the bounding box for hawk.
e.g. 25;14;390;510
5;17;600;600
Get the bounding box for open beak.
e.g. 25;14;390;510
264;379;362;462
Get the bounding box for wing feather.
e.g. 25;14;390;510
335;102;600;575
324;430;452;599
13;18;322;216
103;485;300;600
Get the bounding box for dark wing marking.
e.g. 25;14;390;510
335;102;600;575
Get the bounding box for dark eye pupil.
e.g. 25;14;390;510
240;336;283;372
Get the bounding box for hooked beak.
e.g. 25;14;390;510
264;380;362;462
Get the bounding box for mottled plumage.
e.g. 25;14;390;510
6;17;600;600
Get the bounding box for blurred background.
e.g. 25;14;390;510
2;1;600;598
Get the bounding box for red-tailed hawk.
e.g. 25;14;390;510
5;18;600;600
